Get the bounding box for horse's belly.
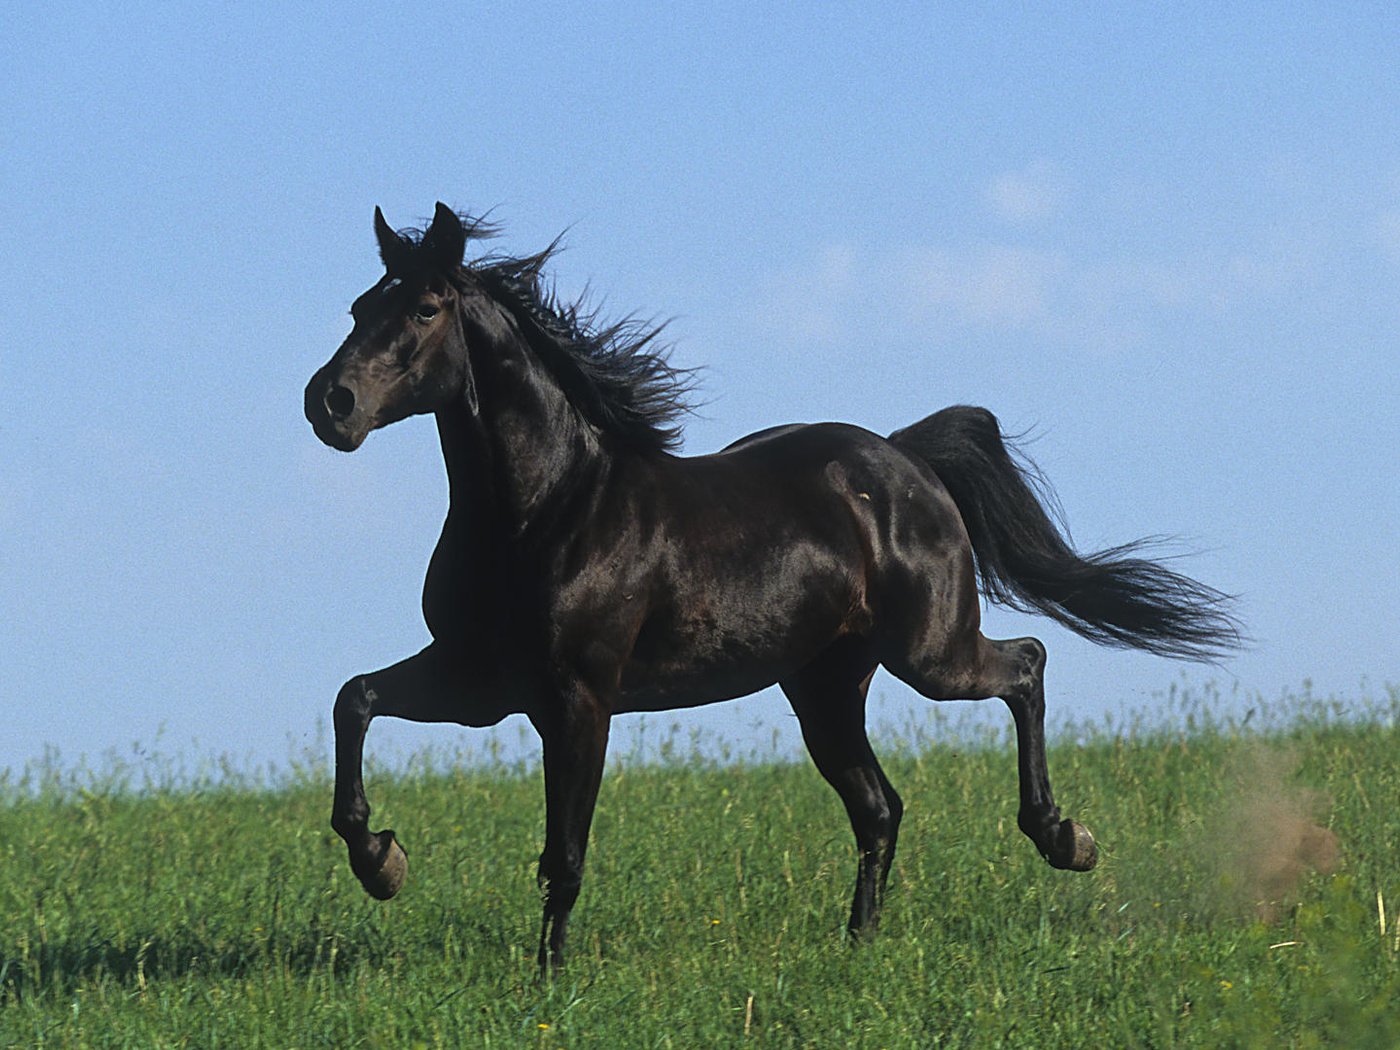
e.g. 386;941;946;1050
618;655;806;711
614;662;789;712
613;598;855;712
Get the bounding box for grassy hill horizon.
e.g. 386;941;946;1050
3;684;1397;1047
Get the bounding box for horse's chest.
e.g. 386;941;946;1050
421;520;496;642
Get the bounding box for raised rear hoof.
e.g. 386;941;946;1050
1044;819;1097;872
349;829;408;900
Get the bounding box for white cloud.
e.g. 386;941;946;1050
897;244;1068;327
985;161;1065;225
747;242;1069;351
747;219;1324;358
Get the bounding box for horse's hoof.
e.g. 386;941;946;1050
350;829;408;900
1047;820;1097;872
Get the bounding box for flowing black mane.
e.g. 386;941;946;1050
396;214;695;453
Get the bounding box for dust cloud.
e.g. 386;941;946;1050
1106;742;1341;927
1202;746;1339;921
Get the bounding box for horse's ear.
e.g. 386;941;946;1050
374;206;412;272
422;202;467;270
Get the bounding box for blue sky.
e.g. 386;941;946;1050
3;6;1398;777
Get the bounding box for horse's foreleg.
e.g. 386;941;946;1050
531;691;611;975
330;643;477;900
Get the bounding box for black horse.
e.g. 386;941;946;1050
305;203;1238;971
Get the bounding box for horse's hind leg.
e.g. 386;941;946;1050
983;636;1097;871
780;640;903;937
888;633;1096;873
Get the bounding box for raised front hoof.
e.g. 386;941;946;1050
1044;819;1098;872
349;829;409;900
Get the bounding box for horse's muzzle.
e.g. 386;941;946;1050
305;372;368;452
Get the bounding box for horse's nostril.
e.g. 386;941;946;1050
325;384;356;420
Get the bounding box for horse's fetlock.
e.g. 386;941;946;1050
1019;806;1061;841
539;865;583;909
331;800;370;840
331;815;364;843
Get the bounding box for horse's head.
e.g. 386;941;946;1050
305;203;479;451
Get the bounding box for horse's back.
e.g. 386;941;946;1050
706;421;961;524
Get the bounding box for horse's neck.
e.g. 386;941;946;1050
438;341;609;538
435;409;492;513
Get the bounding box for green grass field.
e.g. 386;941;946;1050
3;688;1398;1048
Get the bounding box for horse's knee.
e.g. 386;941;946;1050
334;675;375;726
870;788;900;838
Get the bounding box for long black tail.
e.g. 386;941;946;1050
889;405;1242;660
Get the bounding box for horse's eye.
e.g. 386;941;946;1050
414;304;440;323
